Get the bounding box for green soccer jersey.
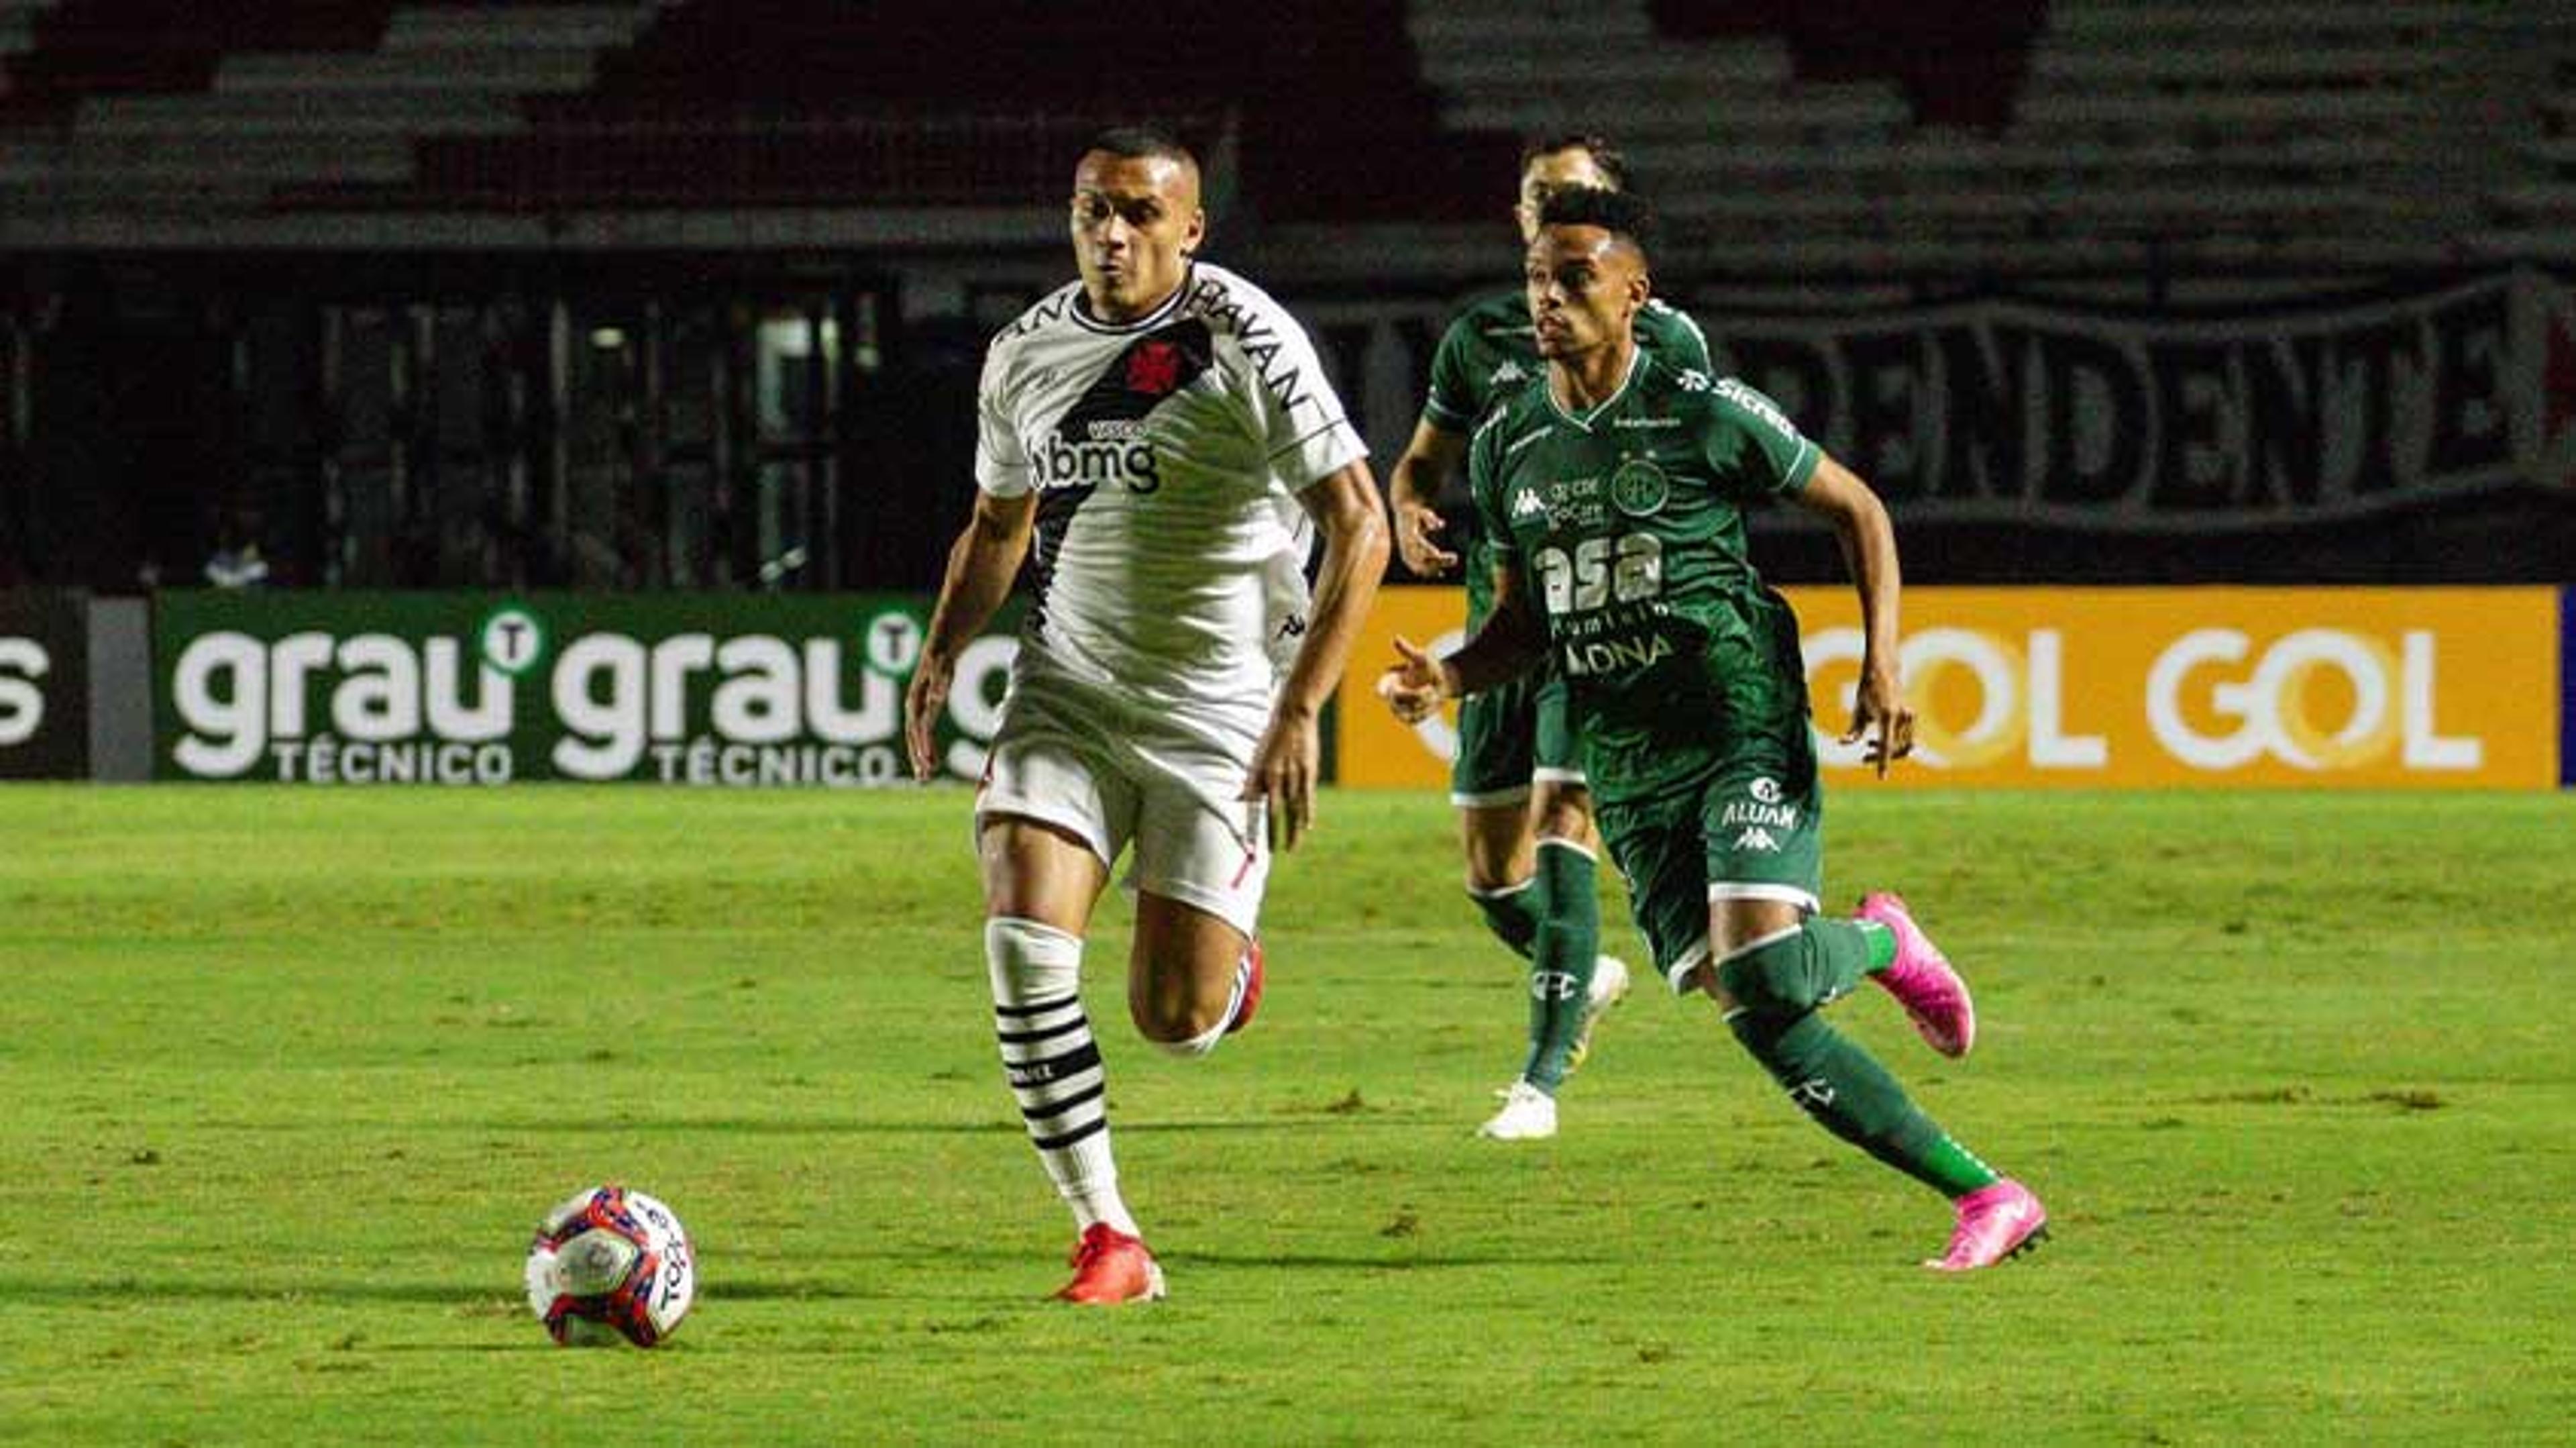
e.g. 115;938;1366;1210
1421;291;1711;625
1468;352;1821;809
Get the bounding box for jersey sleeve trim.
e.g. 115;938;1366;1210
1778;436;1821;495
1419;396;1479;432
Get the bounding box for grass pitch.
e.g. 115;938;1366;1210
1;784;2571;1445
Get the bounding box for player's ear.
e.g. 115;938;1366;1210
1182;207;1207;256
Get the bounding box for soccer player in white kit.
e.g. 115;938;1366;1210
903;127;1389;1305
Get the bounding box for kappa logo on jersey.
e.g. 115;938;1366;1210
1733;825;1782;852
1489;360;1528;388
1512;488;1546;519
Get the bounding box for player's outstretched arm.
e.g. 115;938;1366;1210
905;489;1036;780
1386;420;1467;576
1377;558;1545;723
1792;454;1915;777
1246;460;1389;851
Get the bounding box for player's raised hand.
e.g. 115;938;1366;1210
1392;499;1458;576
903;654;954;782
1375;635;1446;725
1242;708;1320;853
1841;662;1916;778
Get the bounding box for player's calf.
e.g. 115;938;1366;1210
1139;940;1261;1057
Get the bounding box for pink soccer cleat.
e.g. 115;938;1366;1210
1226;937;1265;1035
1054;1224;1168;1305
1857;892;1976;1058
1925;1179;2049;1272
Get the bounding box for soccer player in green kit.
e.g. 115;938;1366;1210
1385;134;1712;1141
1378;186;2048;1270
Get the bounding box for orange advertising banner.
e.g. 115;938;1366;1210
1337;586;2561;790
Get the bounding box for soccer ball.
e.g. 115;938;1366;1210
523;1184;696;1347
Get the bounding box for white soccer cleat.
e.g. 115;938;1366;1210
1567;955;1631;1073
1479;1079;1558;1141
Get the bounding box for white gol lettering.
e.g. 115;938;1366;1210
2147;627;2479;772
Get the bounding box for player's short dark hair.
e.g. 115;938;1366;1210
1519;132;1629;192
1536;185;1657;258
1085;125;1200;173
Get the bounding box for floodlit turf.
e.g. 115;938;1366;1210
2;784;2573;1445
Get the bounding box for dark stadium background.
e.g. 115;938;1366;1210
0;0;2571;595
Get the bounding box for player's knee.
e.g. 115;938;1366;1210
1128;974;1229;1049
1530;790;1591;845
1714;929;1807;1019
986;916;1082;1006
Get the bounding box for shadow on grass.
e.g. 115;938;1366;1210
0;1278;503;1305
186;1115;1440;1137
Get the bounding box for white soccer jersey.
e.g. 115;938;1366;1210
975;262;1368;735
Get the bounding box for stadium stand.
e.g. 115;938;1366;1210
1415;0;2576;280
0;0;2568;278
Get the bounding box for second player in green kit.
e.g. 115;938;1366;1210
1387;134;1711;1140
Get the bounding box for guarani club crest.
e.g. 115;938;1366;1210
1027;321;1216;633
1609;456;1670;517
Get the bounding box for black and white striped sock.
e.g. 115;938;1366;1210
987;916;1136;1237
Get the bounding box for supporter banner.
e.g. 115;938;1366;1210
1303;271;2576;529
150;592;1020;786
1336;586;2561;790
0;590;89;780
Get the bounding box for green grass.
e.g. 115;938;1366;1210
2;785;2573;1445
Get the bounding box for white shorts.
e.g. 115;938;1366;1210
975;676;1271;937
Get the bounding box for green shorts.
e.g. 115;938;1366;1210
1591;617;1825;993
1450;672;1583;807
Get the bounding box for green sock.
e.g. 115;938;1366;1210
1857;918;1897;971
1469;878;1540;962
1721;917;1876;1013
1725;1008;2000;1198
1518;840;1601;1092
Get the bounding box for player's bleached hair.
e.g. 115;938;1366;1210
1085;125;1200;175
1519;132;1631;192
1536;184;1658;260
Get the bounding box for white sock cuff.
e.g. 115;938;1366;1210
987;915;1083;1003
1466;876;1537;900
1534;835;1598;864
1152;1017;1230;1059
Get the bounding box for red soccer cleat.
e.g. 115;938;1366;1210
1224;937;1264;1035
1857;892;1976;1058
1053;1223;1167;1305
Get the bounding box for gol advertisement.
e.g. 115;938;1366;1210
1337;586;2561;790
